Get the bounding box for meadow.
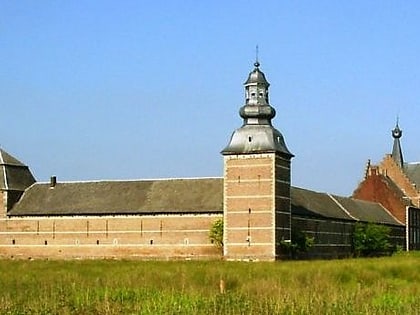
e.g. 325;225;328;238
0;252;419;314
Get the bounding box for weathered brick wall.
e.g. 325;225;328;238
223;154;276;261
274;155;292;257
0;192;5;218
379;155;420;207
292;216;405;259
353;170;407;223
0;214;222;259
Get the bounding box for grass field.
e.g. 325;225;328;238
0;252;419;314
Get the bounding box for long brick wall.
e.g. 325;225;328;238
0;214;222;259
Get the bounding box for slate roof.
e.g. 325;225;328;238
291;186;402;225
333;196;402;225
8;177;403;226
405;162;420;189
0;149;36;192
9;178;224;216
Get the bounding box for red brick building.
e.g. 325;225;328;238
353;123;420;250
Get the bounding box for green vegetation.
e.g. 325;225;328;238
1;252;419;314
353;223;393;257
281;229;314;258
209;218;224;249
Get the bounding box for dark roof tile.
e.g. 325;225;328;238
9;178;223;216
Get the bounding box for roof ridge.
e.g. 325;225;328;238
327;194;358;221
0;149;26;167
35;176;223;185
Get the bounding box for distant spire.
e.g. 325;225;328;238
391;118;404;168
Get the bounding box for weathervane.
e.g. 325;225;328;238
255;45;260;67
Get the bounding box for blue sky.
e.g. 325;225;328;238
1;1;419;196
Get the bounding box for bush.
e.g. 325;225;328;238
281;229;314;258
353;223;392;257
209;219;223;250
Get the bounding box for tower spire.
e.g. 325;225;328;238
391;119;404;168
221;62;292;156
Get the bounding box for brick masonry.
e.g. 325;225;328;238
0;213;222;259
223;153;291;261
353;155;420;223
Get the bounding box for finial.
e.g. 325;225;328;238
392;117;402;139
254;45;260;68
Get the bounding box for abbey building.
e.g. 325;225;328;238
0;62;418;260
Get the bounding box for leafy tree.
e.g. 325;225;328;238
353;223;392;257
209;219;224;250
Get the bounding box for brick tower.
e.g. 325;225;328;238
221;61;293;261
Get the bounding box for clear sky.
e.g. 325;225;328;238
1;1;419;196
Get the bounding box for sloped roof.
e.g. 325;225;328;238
290;187;352;220
332;196;402;225
405;162;420;189
8;177;402;226
291;186;402;225
0;149;36;191
9;178;224;216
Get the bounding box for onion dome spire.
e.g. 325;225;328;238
391;119;404;168
222;61;293;157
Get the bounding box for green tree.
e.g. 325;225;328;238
209;219;224;250
353;223;392;257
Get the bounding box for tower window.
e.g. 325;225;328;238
248;136;252;142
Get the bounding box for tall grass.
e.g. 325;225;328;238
0;252;419;314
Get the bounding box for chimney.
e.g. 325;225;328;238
50;176;57;188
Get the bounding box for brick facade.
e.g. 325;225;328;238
353;155;420;224
0;192;5;218
223;153;291;261
0;214;221;259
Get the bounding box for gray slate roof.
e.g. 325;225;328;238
405;162;420;190
291;187;402;225
0;149;36;192
9;178;223;216
8;177;403;226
